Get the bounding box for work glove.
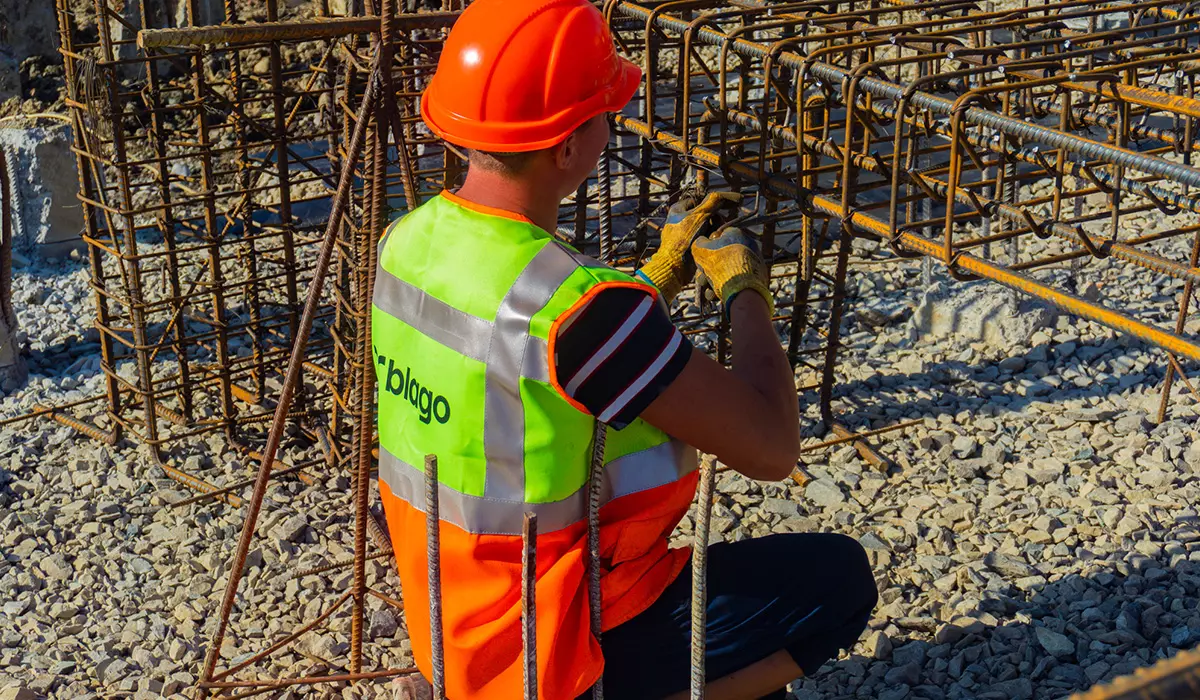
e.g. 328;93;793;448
637;191;741;303
691;227;774;318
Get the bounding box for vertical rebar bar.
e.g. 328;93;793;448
200;63;381;686
0;138;13;357
138;5;191;421
690;456;716;700
587;419;607;700
56;0;122;440
187;0;237;442
265;0;302;348
598;143;614;263
426;453;446;700
94;0;162;448
522;512;538;700
574;181;589;248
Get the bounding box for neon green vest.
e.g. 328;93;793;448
371;193;696;535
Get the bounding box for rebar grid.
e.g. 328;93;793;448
30;0;1200;696
605;0;1200;423
54;0;359;485
603;1;1200;694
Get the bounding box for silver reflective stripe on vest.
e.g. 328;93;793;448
565;248;611;270
373;261;553;384
604;440;698;502
375;226;695;530
379;440;697;535
379;447;587;535
483;245;579;502
373;271;492;363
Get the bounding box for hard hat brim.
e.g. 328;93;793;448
421;57;642;153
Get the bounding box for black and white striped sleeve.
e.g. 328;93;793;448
551;286;692;430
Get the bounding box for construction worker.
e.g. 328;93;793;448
373;0;878;697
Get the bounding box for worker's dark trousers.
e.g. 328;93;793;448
583;532;878;700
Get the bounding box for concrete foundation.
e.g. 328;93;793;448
911;280;1058;350
110;0;226;71
0;0;59;102
0;52;17;103
1062;13;1126;33
0;0;59;62
0;297;24;395
0;177;24;395
0;124;85;258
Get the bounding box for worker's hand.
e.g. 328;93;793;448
637;191;741;303
691;227;774;318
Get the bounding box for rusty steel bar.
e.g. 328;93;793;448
32;404;118;446
690;456;716;699
800;419;923;454
294;549;394;578
587;420;608;700
426;453;446;700
1068;645;1200;699
137;12;459;48
200;58;381;687
522;512;538;700
201;667;418;689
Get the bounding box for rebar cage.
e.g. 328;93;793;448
33;0;1200;695
606;0;1200;423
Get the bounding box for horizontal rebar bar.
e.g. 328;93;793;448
614;114;1200;363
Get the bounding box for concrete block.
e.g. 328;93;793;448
0;0;60;62
177;0;226;27
0;52;18;103
0;124;85;258
106;0;225;76
0;165;24;395
0;307;24;395
911;280;1057;350
1061;13;1126;33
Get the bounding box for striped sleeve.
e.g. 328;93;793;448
552;286;692;430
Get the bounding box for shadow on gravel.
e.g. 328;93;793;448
790;547;1200;700
808;334;1174;432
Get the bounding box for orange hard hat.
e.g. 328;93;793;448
420;0;641;152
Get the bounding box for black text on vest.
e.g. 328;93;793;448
377;355;451;425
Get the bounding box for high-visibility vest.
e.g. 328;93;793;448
372;191;699;700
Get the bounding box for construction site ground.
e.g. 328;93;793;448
3;232;1200;699
6;0;1200;696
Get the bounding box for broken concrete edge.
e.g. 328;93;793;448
0;123;86;259
910;279;1061;351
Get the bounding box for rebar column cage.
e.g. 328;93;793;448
56;0;358;486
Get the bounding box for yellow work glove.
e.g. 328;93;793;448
636;191;741;303
691;227;774;318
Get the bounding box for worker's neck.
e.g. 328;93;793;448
454;167;561;234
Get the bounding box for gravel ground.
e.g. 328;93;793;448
4;207;1200;700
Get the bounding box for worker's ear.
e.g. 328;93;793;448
553;128;582;172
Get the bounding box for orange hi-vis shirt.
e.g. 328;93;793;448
373;193;699;699
381;474;698;698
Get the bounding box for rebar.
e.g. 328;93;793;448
199;55;381;689
426;453;446;700
521;511;538;700
690;456;717;699
587;419;608;700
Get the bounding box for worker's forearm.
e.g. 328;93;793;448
729;292;801;470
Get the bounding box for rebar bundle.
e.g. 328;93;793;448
25;0;1200;696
